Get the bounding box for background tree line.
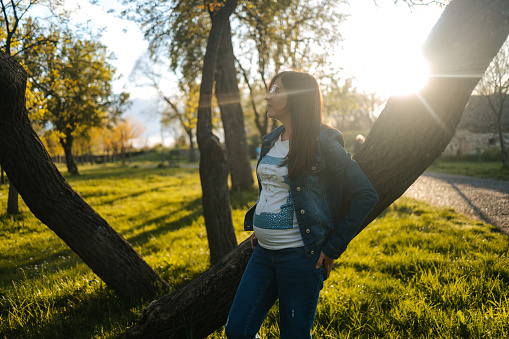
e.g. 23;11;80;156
1;0;387;193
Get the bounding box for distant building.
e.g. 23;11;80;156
444;95;509;155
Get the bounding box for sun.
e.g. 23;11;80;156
343;49;431;98
336;41;431;98
378;53;430;96
334;1;441;98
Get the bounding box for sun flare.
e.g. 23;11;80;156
378;54;430;96
335;1;441;99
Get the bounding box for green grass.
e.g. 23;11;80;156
427;158;509;181
1;164;508;338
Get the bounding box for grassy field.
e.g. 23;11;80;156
0;163;508;338
427;158;509;181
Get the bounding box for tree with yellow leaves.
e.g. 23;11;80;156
1;0;60;214
110;116;145;165
24;29;130;175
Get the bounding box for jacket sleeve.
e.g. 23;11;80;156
321;130;378;259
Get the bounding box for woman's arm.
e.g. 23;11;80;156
321;130;379;259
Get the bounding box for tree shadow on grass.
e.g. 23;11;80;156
89;183;177;206
61;164;192;182
0;247;78;284
125;197;204;247
0;212;84;285
2;285;142;339
1;196;204;291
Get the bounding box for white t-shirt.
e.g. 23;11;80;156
253;135;304;250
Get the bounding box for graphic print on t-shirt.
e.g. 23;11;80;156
254;153;295;230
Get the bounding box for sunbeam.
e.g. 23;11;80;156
415;92;449;134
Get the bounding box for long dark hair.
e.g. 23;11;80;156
268;71;323;178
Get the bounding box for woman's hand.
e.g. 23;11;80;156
250;233;258;250
315;252;334;280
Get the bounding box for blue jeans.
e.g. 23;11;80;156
225;245;326;339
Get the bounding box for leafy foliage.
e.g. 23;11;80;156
0;3;59;122
236;0;346;75
122;0;352;139
234;0;348;136
23;29;129;173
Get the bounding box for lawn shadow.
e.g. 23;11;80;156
89;183;177;206
2;285;143;339
126;197;203;247
62;164;194;182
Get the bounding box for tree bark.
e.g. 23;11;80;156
196;0;239;266
7;183;19;215
186;128;196;162
0;51;169;300
356;0;509;227
497;114;509;168
61;135;79;175
127;239;253;339
215;17;254;191
126;1;509;337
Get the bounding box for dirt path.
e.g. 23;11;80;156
403;172;509;232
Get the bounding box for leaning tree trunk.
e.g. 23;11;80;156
128;238;253;339
195;0;239;266
356;0;509;226
0;51;169;300
215;17;254;192
126;1;509;338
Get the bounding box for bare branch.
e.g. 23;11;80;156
234;54;263;134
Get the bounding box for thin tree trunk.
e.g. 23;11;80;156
497;114;509;168
7;183;19;215
61;136;79;175
0;51;169;300
89;146;94;166
187;128;196;162
126;1;509;337
196;0;239;266
215;19;254;191
122;144;126;165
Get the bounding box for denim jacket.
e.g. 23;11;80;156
244;124;378;259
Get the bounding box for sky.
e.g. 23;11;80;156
338;0;443;96
34;0;445;147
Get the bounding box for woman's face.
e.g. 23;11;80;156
264;77;290;122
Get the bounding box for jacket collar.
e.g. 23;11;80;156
262;125;285;143
263;124;329;143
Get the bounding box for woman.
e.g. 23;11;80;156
225;71;378;339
